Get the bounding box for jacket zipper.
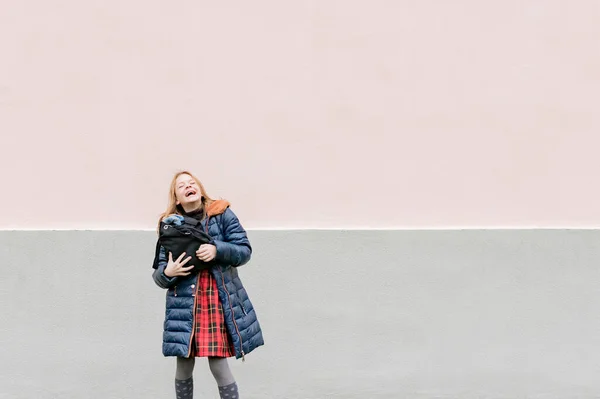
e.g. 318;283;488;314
219;268;245;361
188;208;211;357
207;211;245;361
186;273;201;358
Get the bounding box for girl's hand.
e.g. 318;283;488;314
164;252;194;277
196;244;217;262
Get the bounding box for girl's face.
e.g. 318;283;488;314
175;174;202;208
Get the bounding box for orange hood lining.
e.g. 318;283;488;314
206;199;230;217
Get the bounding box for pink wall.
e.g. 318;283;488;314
1;1;599;229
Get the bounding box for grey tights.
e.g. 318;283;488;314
176;356;236;387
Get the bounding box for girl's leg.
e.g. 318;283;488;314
208;357;239;399
175;357;195;399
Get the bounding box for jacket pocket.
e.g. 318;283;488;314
239;300;248;316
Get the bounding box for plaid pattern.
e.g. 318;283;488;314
190;270;234;358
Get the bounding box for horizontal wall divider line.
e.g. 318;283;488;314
2;227;600;232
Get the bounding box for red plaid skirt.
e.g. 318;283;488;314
190;270;234;358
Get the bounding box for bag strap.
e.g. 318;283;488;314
180;215;201;227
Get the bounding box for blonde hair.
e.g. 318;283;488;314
158;170;214;229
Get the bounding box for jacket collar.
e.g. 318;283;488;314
206;199;230;217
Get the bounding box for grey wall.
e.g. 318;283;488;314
1;230;599;399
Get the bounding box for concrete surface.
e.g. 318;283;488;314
1;229;599;398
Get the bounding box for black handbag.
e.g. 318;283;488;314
152;215;215;273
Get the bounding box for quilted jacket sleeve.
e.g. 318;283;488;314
213;208;252;267
152;245;179;288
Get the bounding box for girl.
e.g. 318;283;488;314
152;171;264;399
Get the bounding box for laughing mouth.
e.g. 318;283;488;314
185;190;197;197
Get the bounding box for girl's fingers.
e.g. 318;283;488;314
198;248;210;256
179;256;192;266
176;252;187;263
168;252;174;263
181;265;194;271
196;250;207;257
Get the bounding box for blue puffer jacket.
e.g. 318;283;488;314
152;201;264;359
